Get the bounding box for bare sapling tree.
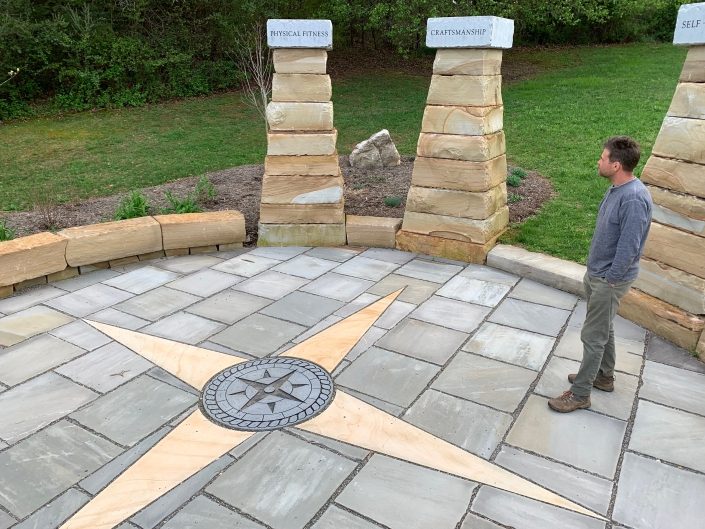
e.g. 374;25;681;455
231;21;273;132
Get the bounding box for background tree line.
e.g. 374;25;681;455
0;0;693;120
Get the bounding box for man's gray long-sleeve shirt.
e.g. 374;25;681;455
586;178;653;284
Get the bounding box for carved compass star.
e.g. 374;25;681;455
60;290;602;529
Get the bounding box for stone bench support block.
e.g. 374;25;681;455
634;258;705;314
421;105;503;136
272;74;332;102
652;117;705;165
644;222;705;279
433;49;502;75
0;232;68;287
396;230;497;264
426;75;502;107
261;175;343;204
402;206;508;244
60;218;161;267
257;223;346;246
647;185;705;221
406;184;506;220
668;82;705;120
680;46;705;82
487;244;586;297
267;131;338;156
417;132;505;162
155;211;245;250
265;155;339;176
642;156;705;199
273;49;327;74
266;102;334;131
346;215;401;248
619;288;705;351
411;155;507;192
260;203;344;224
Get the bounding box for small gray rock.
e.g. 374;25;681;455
350;129;401;169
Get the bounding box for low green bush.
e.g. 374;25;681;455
162;191;202;214
509;167;528;180
115;191;150;220
195;175;217;204
507;173;522;188
383;195;402;207
0;220;16;241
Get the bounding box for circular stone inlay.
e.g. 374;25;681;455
201;358;334;431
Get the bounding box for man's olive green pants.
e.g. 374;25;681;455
570;273;633;397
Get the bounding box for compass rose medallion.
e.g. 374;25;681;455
58;289;603;529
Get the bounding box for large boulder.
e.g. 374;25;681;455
349;129;401;170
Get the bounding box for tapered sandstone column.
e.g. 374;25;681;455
258;19;346;246
396;16;514;263
631;2;705;355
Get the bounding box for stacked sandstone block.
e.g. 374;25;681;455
397;17;513;263
259;20;345;246
631;3;705;354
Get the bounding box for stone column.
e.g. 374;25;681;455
396;16;514;263
632;2;705;356
258;19;346;246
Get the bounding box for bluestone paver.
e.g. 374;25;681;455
0;421;120;518
305;246;360;262
613;452;705;529
131;455;234;528
301;272;374;302
234;270;309;299
646;335;705;374
249;246;310;260
0;510;15;529
507;395;626;478
367;274;440;304
344;326;387;362
411;296;490;333
336;347;439;407
271;254;338;279
0;306;74;347
212;254;280;277
46;284;134;317
166;269;243;296
373;299;415;329
359;248;416;265
141;311;225;344
509;278;578;310
114;287;201;320
471;487;605;529
260;291;343;326
336;454;475;529
341;387;404;417
555;326;645;366
50;319;112;351
535;356;639;421
404;389;512;458
0;334;84;386
209;313;305;357
207;431;356;529
629;400;705;473
12;488;89;529
458;263;519;286
489;298;571;337
640;360;705;416
376;318;467;365
312;505;380;529
291;315;342;344
161;495;265;529
394;258;462;283
154;254;223;274
291;429;369;461
333;256;400;281
495;446;613;515
460;514;503;529
51;269;120;292
436;276;510;307
186;290;272;324
0;285;64;314
70;375;197;446
0;373;97;444
432;352;536;412
88;307;150;330
104;266;180;294
333;292;381;317
56;342;153;393
463;322;555;371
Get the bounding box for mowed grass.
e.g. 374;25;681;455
0;43;686;262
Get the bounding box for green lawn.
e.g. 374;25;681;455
0;43;686;262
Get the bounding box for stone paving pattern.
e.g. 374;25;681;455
0;246;704;529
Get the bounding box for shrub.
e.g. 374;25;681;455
195;175;217;205
162;191;202;214
0;220;15;241
507;173;522;188
509;167;528;180
508;193;523;204
115;191;150;220
384;195;402;207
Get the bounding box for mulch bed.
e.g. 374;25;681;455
1;155;554;245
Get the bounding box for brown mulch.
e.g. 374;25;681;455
1;155;554;245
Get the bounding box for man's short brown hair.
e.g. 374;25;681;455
604;136;640;172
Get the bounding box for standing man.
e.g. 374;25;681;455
548;136;652;413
